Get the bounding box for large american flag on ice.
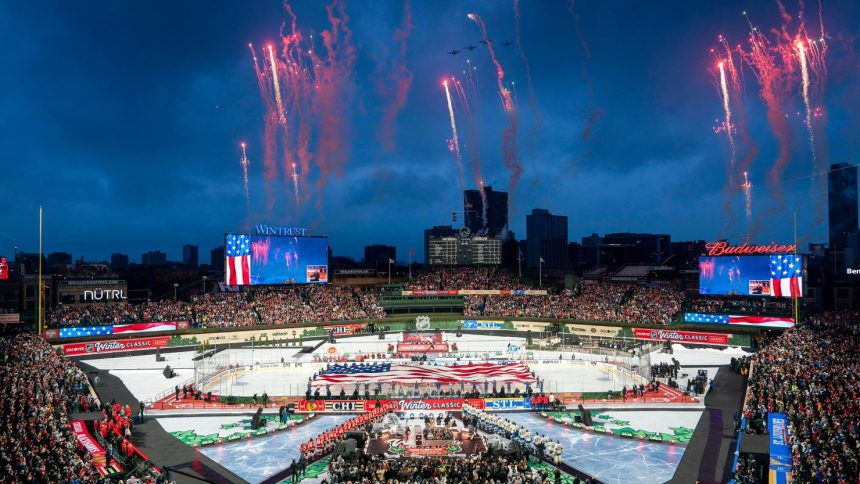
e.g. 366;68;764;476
312;362;535;387
226;234;251;286
769;255;802;297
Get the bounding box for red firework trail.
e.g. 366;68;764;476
718;36;760;194
279;3;313;202
512;0;542;130
567;0;603;140
248;43;280;210
467;12;523;211
443;79;465;192
312;0;356;207
375;0;414;152
464;58;481;110
267;44;287;125
740;19;794;210
452;77;484;192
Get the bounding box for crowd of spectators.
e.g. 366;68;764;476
49;303;138;327
405;268;528;291
47;285;387;329
0;333;100;481
325;453;579;484
686;295;793;315
739;309;860;483
465;282;684;325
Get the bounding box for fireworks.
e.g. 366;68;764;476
247;1;357;215
240;142;251;208
741;171;752;220
291;163;300;205
717;61;736;183
512;0;541;130
267;44;286;125
443;79;465;192
374;0;414;152
796;40;816;172
468;12;522;212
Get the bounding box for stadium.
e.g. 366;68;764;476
5;240;857;484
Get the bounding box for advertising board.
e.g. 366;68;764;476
462;320;505;329
632;328;729;346
62;336;171;355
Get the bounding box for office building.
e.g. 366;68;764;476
600;232;671;268
526;209;569;271
182;244;199;267
141;250;167;266
464;186;508;237
47;252;72;268
110;253;129;270
364;245;396;271
829;163;858;251
210;246;225;271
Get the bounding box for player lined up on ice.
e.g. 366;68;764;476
462;404;563;464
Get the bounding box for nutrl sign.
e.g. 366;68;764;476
83;289;126;301
254;224;308;236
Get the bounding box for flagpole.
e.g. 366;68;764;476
539;257;542;288
517;253;521;280
38;206;43;335
408;251;412;280
388;259;392;285
794;211;798;326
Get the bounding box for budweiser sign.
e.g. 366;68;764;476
63;336;170;356
633;328;729;346
705;241;796;256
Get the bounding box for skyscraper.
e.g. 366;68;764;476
464;186;508;237
526;209;568;271
210;246;225;271
141;251;167;266
110;253;129;270
182;244;199;267
828;163;858;251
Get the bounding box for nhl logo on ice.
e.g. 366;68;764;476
415;316;430;330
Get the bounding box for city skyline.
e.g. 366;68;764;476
2;1;860;261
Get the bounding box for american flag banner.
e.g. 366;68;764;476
226;234;251;285
312;362;535;387
684;313;795;328
113;322;178;334
59;326;113;338
769;255;802;297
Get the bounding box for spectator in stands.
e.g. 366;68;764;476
740;309;859;482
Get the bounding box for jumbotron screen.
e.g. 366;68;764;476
224;234;328;285
699;255;803;298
